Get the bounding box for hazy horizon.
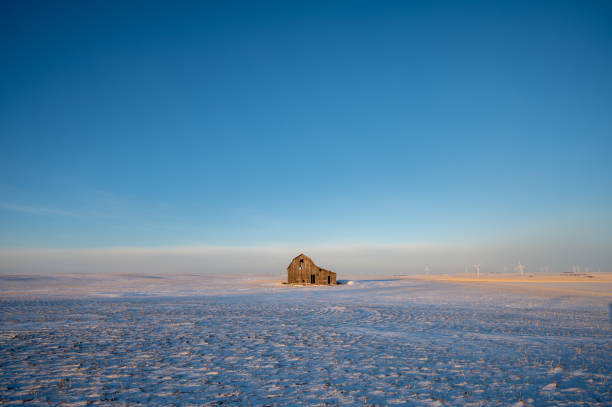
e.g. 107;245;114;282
1;241;610;275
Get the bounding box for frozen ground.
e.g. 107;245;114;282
1;274;611;406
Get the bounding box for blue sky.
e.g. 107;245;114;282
1;1;611;268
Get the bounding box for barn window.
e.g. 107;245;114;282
299;259;303;270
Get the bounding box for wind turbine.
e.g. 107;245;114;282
514;261;525;276
474;264;481;279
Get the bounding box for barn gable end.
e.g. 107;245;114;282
287;254;337;285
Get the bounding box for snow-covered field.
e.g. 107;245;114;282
1;274;611;406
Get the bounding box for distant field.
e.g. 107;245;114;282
410;272;612;282
1;274;611;405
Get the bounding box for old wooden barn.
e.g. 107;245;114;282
287;254;337;285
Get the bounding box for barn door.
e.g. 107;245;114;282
328;275;331;284
310;274;315;284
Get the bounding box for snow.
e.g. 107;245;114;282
1;273;611;405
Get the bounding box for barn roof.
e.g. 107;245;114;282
287;253;336;275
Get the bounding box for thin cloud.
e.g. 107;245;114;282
0;203;79;217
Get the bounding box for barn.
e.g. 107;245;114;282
287;254;337;285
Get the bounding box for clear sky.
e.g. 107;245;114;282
0;1;611;272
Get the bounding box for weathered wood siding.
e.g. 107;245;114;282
287;254;336;285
